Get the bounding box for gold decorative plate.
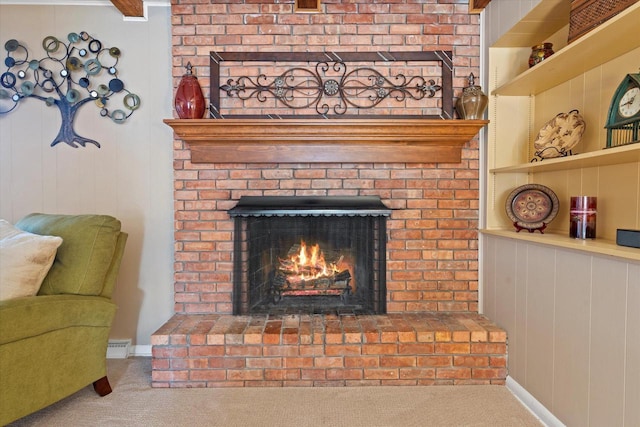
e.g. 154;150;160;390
533;110;586;159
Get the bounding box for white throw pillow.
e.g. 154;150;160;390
0;219;63;301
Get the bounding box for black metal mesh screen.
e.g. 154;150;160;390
232;211;387;315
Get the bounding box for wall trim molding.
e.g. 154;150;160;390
131;345;152;357
0;1;169;7
506;376;565;427
107;345;151;358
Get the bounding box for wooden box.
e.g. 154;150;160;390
569;0;639;43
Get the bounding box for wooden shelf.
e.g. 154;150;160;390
164;118;488;164
490;142;640;174
492;2;640;96
481;229;640;262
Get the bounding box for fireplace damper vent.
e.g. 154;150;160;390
229;196;391;315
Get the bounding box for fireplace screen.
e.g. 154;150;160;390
229;196;391;315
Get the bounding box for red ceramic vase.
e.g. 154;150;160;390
175;63;205;119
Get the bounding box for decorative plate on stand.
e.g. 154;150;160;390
532;110;585;160
505;184;559;233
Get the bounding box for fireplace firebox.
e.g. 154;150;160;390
229;196;391;315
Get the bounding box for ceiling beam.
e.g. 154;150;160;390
111;0;144;17
469;0;492;14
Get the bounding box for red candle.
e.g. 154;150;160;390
570;196;597;239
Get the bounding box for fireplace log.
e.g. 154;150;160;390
335;269;351;282
279;269;351;290
271;268;352;304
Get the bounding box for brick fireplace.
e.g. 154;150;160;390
151;0;507;387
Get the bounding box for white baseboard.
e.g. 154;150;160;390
107;342;152;358
506;376;566;427
131;344;152;357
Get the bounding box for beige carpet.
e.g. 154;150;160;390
10;357;543;427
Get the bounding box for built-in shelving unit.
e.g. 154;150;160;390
483;0;640;262
481;3;640;424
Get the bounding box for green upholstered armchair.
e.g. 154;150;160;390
0;214;128;425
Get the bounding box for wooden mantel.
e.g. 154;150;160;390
164;118;488;164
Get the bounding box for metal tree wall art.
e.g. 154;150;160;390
0;31;140;148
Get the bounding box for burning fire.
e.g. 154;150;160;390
279;240;341;283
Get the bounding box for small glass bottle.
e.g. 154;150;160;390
570;196;597;239
529;43;554;68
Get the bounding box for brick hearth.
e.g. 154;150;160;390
151;313;506;387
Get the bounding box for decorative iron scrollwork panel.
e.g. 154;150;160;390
211;51;453;119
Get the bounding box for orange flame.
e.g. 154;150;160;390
279;240;339;283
